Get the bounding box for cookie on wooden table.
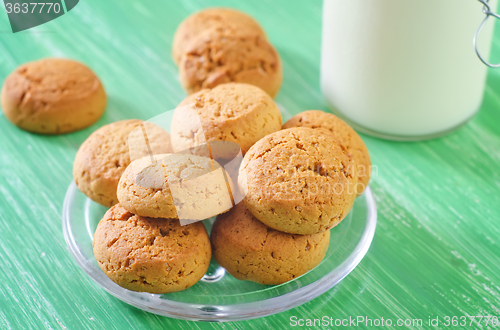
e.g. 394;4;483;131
73;119;172;207
117;153;233;220
171;83;282;158
93;204;211;294
283;110;372;195
239;127;357;235
172;7;266;65
1;58;106;134
211;201;330;285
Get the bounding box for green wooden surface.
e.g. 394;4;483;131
1;1;499;329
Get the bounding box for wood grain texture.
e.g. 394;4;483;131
0;0;499;329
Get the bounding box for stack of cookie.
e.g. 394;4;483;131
78;82;285;294
71;8;372;294
72;120;217;294
78;88;370;292
211;111;371;285
172;8;283;97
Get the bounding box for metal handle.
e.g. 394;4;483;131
475;0;500;67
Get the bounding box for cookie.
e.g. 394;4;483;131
117;153;233;220
239;127;357;235
1;58;106;134
283;110;371;195
93;204;211;294
73;119;172;207
172;7;266;65
171;83;282;157
179;32;282;97
211;202;330;285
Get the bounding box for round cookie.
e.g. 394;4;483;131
73;119;172;207
172;7;266;65
1;58;106;134
211;202;330;285
117;153;233;220
171;83;282;157
179;33;282;97
239;127;357;235
93;204;211;294
283;110;371;195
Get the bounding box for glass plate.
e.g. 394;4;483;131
62;182;377;321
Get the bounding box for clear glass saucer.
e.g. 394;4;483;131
62;182;377;322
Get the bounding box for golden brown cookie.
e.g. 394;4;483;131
211;202;330;285
1;58;106;134
171;83;282;157
172;7;266;65
283;110;371;195
239;127;357;235
117;153;233;220
179;32;282;97
73;119;172;207
93;204;211;294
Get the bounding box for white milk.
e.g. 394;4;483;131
321;0;497;139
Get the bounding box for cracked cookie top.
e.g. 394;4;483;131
211;201;330;285
178;32;282;97
1;58;106;134
239;127;357;235
92;204;211;294
283;110;372;195
172;7;266;65
171;83;282;157
117;153;233;220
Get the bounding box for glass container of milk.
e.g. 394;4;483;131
321;0;498;140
